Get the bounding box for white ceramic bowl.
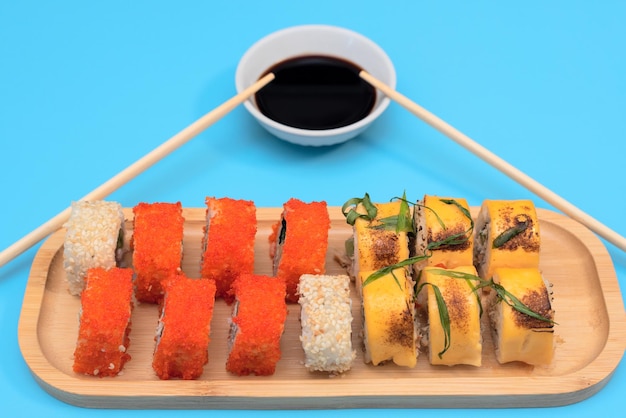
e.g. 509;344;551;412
235;25;396;146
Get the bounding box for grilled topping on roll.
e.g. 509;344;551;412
413;195;474;272
358;268;418;368
420;266;482;367
490;267;555;366
473;200;540;281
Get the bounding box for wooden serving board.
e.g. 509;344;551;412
18;207;626;409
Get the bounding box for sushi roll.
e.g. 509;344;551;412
413;195;473;270
297;274;356;374
358;268;418;368
269;198;330;303
473;199;540;281
63;200;127;296
200;197;256;304
490;267;555;366
152;271;216;380
351;200;411;277
72;267;134;377
348;198;418;367
131;202;184;304
226;273;287;376
420;265;482;367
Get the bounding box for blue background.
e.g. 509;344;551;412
1;1;624;417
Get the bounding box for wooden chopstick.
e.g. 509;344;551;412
0;72;275;268
360;70;626;253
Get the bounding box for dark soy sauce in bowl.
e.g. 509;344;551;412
255;55;376;130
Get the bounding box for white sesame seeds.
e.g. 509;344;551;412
63;200;126;296
297;274;355;374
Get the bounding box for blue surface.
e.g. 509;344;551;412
1;1;625;417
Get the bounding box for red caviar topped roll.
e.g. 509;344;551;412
201;197;256;304
152;270;217;380
226;273;287;376
73;267;134;377
132;202;184;304
268;198;330;302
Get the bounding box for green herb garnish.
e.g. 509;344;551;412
425;268;555;325
490;280;555;324
421;198;474;250
439;198;472;219
361;255;430;287
371;207;413;234
493;216;529;248
417;281;451;358
342;193;377;225
426;231;470;251
396;191;412;233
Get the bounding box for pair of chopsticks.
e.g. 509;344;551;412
1;70;624;268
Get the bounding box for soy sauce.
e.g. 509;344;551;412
255;55;376;130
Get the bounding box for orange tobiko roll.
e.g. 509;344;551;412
200;197;257;304
131;202;184;304
73;267;134;377
226;274;287;376
268;198;330;302
152;271;217;380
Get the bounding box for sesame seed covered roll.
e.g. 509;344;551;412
63;200;127;296
297;274;356;374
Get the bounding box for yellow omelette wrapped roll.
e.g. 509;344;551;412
352;200;411;275
358;268;418;368
421;265;482;367
346;197;418;367
473;199;540;280
413;195;474;270
490;267;554;366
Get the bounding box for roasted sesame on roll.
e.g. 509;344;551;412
473;199;540;281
